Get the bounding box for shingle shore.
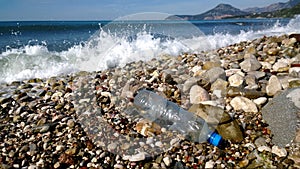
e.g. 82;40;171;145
1;34;300;168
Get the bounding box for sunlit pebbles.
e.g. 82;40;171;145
0;34;300;168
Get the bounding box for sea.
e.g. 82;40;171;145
0;14;300;84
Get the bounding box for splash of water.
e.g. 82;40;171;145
0;15;299;83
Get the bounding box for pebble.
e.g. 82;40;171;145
203;67;226;83
240;57;261;72
210;78;228;97
163;156;172;167
28;165;38;169
228;73;244;87
205;160;215;168
67;119;75;128
258;146;272;152
230;96;258;113
114;164;124;169
54;162;60;168
272;146;287;157
254;137;267;147
253;97;267;106
129;152;146;162
0;34;299;169
183;77;198;93
266;75;282;96
189;85;210;104
107;143;117;151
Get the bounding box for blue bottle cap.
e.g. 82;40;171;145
208;132;223;147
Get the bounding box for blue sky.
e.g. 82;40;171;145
0;0;286;21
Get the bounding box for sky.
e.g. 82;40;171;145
0;0;287;21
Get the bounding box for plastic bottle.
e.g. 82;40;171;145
133;89;225;147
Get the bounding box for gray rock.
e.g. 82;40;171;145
203;67;226;84
183;77;198;93
262;87;300;147
240;58;262;72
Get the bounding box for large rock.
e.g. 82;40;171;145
262;88;300;147
189;104;244;143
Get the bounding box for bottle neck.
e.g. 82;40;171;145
207;131;223;147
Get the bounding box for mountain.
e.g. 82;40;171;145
169;4;249;20
243;0;300;13
167;0;300;20
245;2;300;18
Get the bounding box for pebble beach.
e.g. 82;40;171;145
1;33;300;169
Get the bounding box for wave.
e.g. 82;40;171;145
0;15;300;83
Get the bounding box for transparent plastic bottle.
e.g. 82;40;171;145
133;89;224;147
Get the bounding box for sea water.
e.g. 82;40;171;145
0;16;299;83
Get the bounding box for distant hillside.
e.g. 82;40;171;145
243;0;300;13
167;0;300;20
168;4;249;20
244;2;300;18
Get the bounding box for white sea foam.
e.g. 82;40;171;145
0;15;299;83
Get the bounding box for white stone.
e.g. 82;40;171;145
272;58;290;71
272;146;287;157
54;162;60;169
129;152;146;162
56;145;64;152
155;141;163;147
170;138;180;146
253;97;268;106
260;61;272;70
190;85;210;104
230;96;258;113
266;75;282;96
258;146;271;152
163;156;172;167
228;73;244;87
240;57;262;72
205;160;215;168
114;164;124;169
287;88;300;109
28;165;38;169
107;143;117;151
191;65;202;73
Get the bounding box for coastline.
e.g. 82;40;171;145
1;33;300;168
